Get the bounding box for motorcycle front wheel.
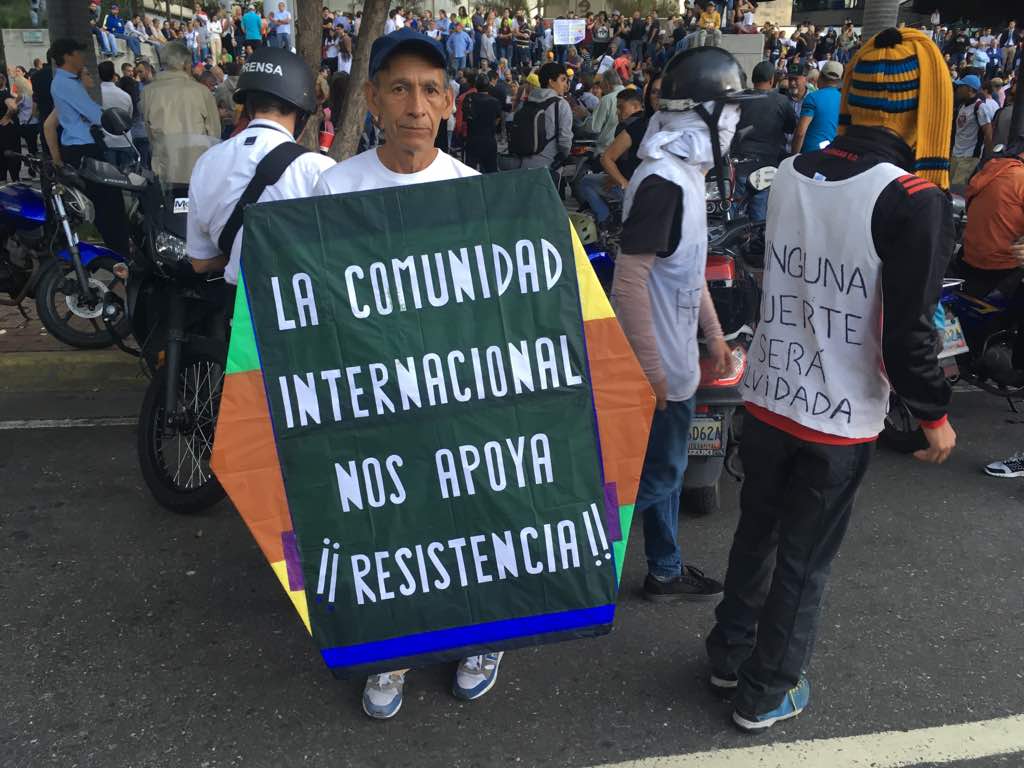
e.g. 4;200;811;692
138;352;226;513
35;257;129;349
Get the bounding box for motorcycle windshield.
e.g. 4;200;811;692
149;130;221;191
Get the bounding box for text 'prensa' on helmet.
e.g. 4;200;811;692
659;47;761;112
233;47;317;114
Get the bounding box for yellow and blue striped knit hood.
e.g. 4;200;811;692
839;27;952;189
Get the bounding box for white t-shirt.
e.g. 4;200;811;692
953;98;998;157
187;119;335;285
272;10;291;35
100;81;134;149
384;17;397;33
208;19;223;35
314;148;478;197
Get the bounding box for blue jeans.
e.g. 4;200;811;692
732;171;769;222
577;173;623;224
118;33;142;58
636;397;696;579
451;55;466;72
277;33;291;49
93;28;117;54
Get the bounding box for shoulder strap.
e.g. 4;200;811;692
217;141;310;257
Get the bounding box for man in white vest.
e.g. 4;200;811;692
612;47;756;603
705;27;957;732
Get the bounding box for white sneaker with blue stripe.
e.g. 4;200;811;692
362;670;405;719
452;652;504;701
985;452;1024;478
732;676;811;732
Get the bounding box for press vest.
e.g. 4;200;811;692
742;158;905;439
622;153;708;402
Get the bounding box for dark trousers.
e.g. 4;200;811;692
465;138;498;173
61;143;131;258
19;123;39;155
0;123;20;181
707;414;872;716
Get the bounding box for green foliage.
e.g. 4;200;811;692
0;4;35;28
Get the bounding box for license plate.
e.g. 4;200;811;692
689;415;725;456
939;316;968;359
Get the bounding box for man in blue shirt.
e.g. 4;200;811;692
242;4;264;47
792;60;844;154
446;22;472;72
103;3;125;35
49;38;129;256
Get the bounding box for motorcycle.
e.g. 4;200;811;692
681;216;765;516
0;151;127;348
882;274;1024;452
88;108;227;513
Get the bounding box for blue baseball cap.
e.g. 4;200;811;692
954;74;981;91
369;28;446;78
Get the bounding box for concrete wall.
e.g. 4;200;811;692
720;33;766;82
2;28;49;71
1;28;161;71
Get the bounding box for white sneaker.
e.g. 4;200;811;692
362;670;405;719
985;452;1024;478
452;652;504;701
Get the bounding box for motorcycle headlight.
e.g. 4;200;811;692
154;231;189;264
65;187;95;223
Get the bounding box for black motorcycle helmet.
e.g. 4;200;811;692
659;47;763;203
234;47;317;137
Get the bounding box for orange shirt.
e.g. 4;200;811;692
963;154;1024;272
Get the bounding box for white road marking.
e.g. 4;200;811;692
0;417;136;431
593;715;1024;768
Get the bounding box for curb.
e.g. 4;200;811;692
0;350;147;394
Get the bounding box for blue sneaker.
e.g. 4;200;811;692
362;671;405;719
452;652;504;700
732;677;810;732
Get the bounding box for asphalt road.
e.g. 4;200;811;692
2;378;1023;768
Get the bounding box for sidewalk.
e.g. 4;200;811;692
0;303;145;417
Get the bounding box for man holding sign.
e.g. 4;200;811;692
312;28;498;720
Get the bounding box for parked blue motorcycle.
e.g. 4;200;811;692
883;275;1024;451
0;151;127;348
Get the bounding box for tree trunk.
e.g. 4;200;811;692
48;0;101;102
295;0;323;74
860;0;901;41
330;0;389;161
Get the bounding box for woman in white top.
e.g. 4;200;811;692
208;12;224;63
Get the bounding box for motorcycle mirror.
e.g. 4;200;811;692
748;166;777;192
101;107;133;137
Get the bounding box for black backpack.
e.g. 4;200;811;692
508;96;560;157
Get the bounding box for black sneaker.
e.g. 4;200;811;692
643;566;723;603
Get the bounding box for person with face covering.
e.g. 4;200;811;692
611;47;757;605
